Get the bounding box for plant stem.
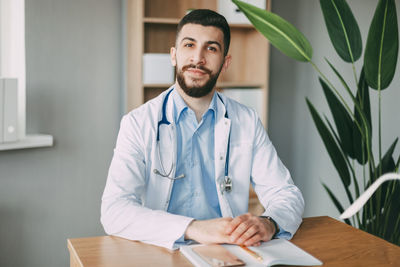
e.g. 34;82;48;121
375;87;383;234
351;160;360;198
390;211;400;243
351;62;358;88
378;89;382;176
384;177;400;237
393;215;400;245
381;180;398;238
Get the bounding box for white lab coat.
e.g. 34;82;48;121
101;88;304;250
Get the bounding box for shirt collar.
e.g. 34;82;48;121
171;87;218;123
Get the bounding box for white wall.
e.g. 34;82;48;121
269;0;400;219
0;0;122;266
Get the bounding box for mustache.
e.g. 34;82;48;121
182;64;212;75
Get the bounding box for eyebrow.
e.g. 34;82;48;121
180;37;222;51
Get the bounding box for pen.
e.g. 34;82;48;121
239;245;263;262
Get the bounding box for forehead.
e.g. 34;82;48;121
177;23;224;45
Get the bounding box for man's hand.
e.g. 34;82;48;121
184;217;233;244
225;213;276;246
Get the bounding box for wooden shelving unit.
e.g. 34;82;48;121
126;0;271;214
127;0;271;126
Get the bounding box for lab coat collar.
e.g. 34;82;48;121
163;86;175;126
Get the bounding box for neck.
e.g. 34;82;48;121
175;84;215;123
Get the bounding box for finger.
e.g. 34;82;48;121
225;214;248;234
243;233;262;246
229;221;252;243
236;225;260;244
253;241;261;247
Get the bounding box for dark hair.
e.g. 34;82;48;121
176;9;231;56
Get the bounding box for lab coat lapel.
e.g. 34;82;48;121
157;87;177;179
214;93;233;217
166;92;177;179
153;88;177;211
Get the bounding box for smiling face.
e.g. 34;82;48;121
171;23;231;98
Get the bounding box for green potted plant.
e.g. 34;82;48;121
232;0;399;245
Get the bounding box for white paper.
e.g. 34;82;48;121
181;239;322;267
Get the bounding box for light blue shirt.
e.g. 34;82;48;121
167;88;289;244
167;89;222;220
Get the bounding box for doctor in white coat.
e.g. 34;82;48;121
101;9;304;250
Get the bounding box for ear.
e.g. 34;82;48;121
221;55;231;72
170;47;177;67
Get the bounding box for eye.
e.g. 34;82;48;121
184;42;194;48
207;46;217;52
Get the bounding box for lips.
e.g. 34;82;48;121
187;68;207;75
182;64;212;76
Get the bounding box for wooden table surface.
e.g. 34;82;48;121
67;216;400;266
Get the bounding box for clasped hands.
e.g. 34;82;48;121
184;213;276;247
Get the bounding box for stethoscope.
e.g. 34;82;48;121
153;89;233;193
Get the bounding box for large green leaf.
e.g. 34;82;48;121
364;0;399;89
325;117;358;201
384;186;400;244
353;68;372;165
368;139;398;230
375;138;398;177
322;183;351;225
366;140;398;201
319;78;355;158
320;0;362;62
306;98;350;186
232;0;312;62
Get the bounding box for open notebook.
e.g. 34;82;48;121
180;239;322;267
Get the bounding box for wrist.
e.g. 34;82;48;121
184;219;197;241
260;216;279;239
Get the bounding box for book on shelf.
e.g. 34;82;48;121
180;239;322;267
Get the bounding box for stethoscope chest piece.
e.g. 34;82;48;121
220;176;232;194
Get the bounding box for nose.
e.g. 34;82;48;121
190;47;206;65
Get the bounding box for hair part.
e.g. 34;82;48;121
176;9;231;56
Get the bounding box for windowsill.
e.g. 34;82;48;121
0;134;53;151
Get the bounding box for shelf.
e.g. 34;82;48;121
228;23;256;29
217;82;264;88
144;17;256;29
144;82;264;89
0;134;53;151
144;17;179;24
144;83;171;88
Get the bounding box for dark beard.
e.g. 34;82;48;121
176;64;223;98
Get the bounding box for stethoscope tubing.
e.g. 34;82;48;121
154;89;232;191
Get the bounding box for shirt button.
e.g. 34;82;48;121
220;156;224;160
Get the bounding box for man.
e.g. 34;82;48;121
101;9;304;250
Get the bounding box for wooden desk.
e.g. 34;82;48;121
67;216;400;266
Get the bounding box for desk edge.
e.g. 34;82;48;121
67;238;84;267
